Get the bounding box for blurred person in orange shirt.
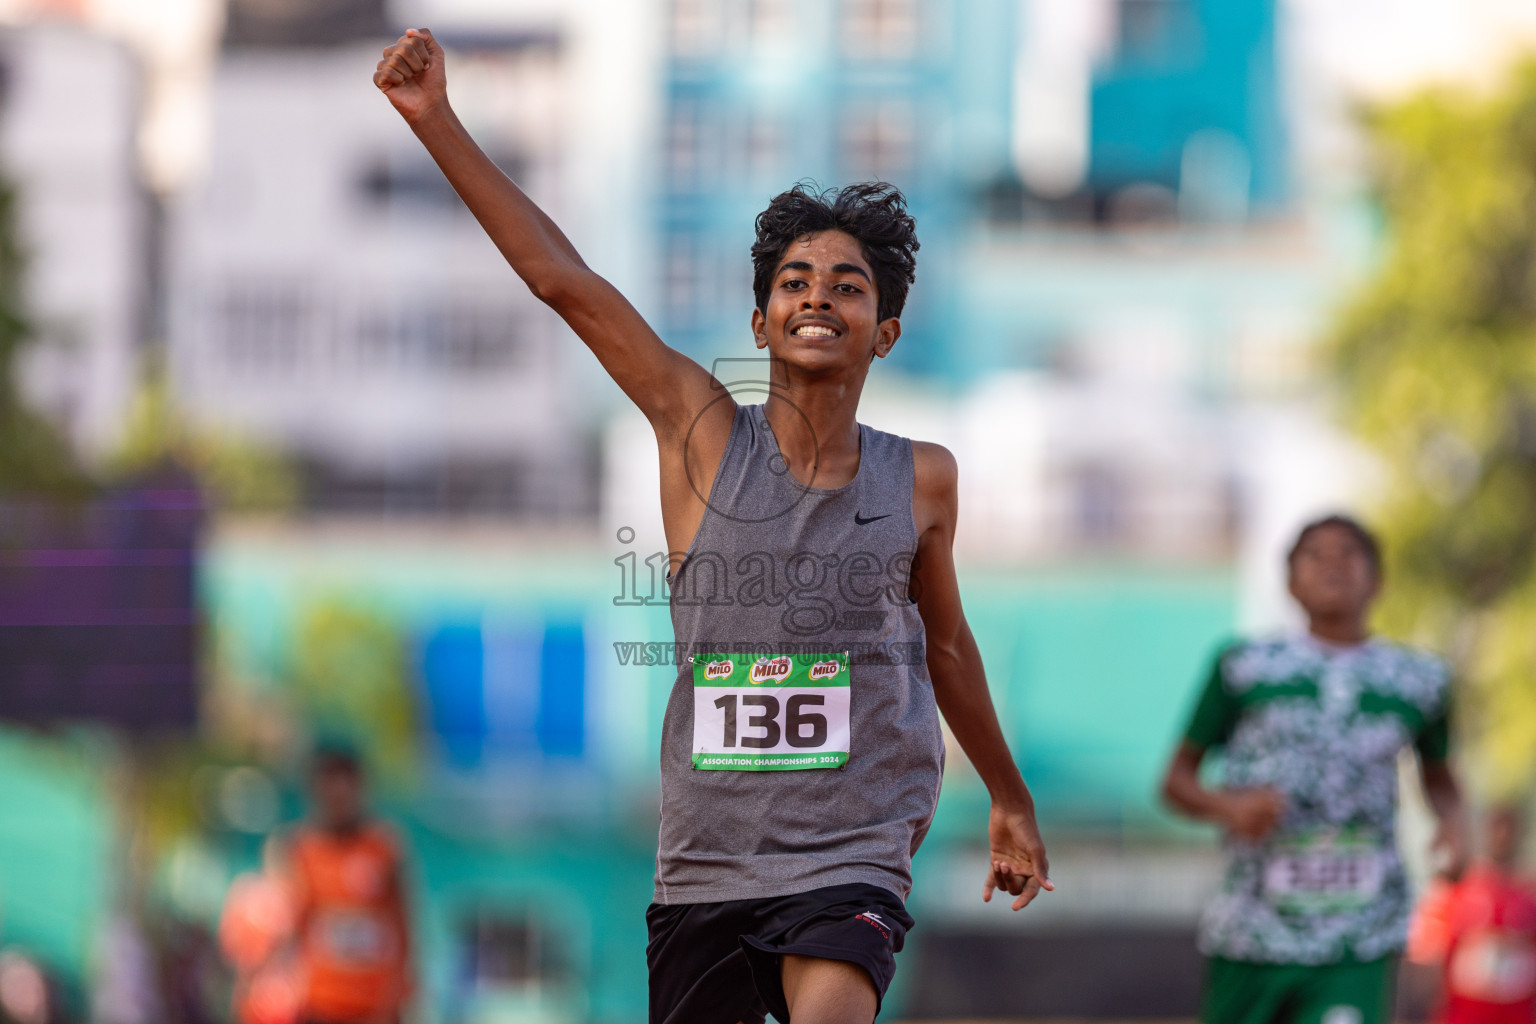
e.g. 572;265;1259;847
286;748;413;1024
1409;805;1536;1024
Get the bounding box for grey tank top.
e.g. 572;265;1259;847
654;402;945;904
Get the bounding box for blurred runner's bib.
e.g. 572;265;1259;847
317;909;393;964
1263;828;1386;914
1449;930;1536;1003
691;652;850;770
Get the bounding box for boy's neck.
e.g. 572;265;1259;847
763;378;865;485
321;816;366;838
1307;615;1370;647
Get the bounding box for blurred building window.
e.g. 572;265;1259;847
665;236;705;325
224;0;387;48
221;281;308;378
469;915;546;985
749;0;793;42
842;0;918;58
841;104;914;182
454;909;572;1014
746;111;782;183
435;306;526;373
672;0;721;57
298;456;593;517
1104;182;1179;225
667;102;702;189
1073;462;1127;547
1177;128;1251;223
354;303;526;375
1218;473;1243;554
1112;0;1201;67
357;151;526;215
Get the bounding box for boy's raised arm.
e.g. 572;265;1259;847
374;29;715;433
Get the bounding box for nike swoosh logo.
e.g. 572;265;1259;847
854;512;892;525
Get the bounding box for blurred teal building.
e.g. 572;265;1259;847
658;0;1020;377
1089;0;1286;215
658;0;1293;384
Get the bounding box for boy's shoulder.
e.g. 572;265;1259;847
1217;633;1450;703
908;438;955;473
1216;633;1315;691
908;440;957;512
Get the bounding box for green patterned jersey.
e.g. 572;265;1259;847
1184;634;1451;965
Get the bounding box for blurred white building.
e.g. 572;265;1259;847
168;28;600;514
0;22;146;462
165;0;662;516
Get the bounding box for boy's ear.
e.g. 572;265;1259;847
751;308;769;349
872;317;901;360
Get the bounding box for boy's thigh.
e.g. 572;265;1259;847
1201;958;1298;1024
1201;957;1397;1024
648;884;912;1024
780;954;878;1022
646;901;768;1024
740;884;912;1024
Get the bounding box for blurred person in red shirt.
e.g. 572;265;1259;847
220;836;300;1024
1409;805;1536;1023
286;748;413;1024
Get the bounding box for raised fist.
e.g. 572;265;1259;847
374;28;447;124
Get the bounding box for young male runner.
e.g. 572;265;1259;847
1163;515;1470;1024
287;750;413;1024
376;28;1050;1023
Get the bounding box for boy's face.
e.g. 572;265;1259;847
751;230;900;374
1287;524;1380;621
1487;807;1524;867
313;764;364;831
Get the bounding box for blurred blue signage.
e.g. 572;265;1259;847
420;619;586;766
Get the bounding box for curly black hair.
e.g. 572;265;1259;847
751;182;919;324
1287;513;1383;578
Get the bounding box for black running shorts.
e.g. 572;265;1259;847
645;882;913;1024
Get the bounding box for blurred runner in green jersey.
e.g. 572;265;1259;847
1163;514;1470;1024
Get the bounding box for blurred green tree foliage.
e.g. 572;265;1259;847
291;599;418;787
1331;61;1536;798
108;363;298;513
0;178;88;496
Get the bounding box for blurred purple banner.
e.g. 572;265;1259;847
0;471;202;731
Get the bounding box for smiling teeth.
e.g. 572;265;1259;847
795;326;838;337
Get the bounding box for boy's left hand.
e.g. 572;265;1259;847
983;801;1053;911
1430;815;1469;880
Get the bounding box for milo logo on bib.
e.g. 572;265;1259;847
692;651;852;771
750;656;793;684
809;660;842;681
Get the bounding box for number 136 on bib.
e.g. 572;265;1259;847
691;652;851;771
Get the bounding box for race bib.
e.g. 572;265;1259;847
1262;828;1386;914
1450;930;1536;1002
691;652;850;771
317;910;392;964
